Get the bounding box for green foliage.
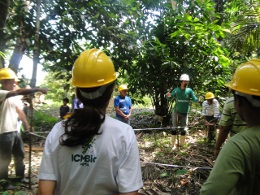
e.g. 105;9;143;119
223;0;260;58
127;0;232;116
134;96;152;108
33;106;59;132
1;0;260;119
0;191;11;195
41;71;73;102
0;51;5;59
160;172;168;178
175;169;188;176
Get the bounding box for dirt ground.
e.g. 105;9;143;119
2;108;215;194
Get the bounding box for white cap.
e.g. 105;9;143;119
180;74;190;81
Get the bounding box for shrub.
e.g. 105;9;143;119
32;104;59;132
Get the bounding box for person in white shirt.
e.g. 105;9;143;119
38;49;143;195
202;92;220;143
0;68;47;190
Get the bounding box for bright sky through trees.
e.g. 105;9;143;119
18;55;47;85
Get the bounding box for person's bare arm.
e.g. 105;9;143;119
6;88;47;98
16;107;30;131
125;107;132;119
38;180;56;195
203;116;209;125
119;191;138;195
214;125;231;158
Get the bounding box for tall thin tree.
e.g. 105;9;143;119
30;0;41;87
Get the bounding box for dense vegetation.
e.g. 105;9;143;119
1;1;260;193
1;0;260;115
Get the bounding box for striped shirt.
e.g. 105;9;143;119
202;99;220;118
219;97;247;136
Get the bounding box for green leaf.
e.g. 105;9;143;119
175;169;188;175
160;172;168;178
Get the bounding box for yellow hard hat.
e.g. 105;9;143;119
205;92;214;99
118;84;128;92
63;112;72;119
225;59;260;96
0;68;19;81
71;49;118;88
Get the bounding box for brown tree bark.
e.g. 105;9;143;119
9;38;28;73
0;0;10;68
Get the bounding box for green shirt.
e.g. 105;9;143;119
200;126;260;195
166;87;198;114
219;97;247;136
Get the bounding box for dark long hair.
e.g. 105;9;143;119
60;82;115;146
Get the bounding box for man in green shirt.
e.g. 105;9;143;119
200;59;260;195
166;74;199;149
214;96;247;158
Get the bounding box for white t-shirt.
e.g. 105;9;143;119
0;90;23;134
38;115;143;195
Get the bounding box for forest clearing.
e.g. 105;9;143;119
2;105;215;195
1;1;260;194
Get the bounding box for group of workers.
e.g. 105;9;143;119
165;73;247;154
0;48;259;194
165;60;260;194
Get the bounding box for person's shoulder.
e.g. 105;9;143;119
114;95;120;99
241;126;260;134
48;121;65;138
186;88;194;92
213;99;219;103
172;87;180;93
202;100;207;105
228;126;260;149
114;95;120;102
225;97;234;104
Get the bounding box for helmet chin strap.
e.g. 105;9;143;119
235;91;260;107
79;84;108;100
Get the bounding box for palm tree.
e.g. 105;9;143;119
226;0;260;58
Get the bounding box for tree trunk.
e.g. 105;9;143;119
9;38;27;73
7;0;31;73
30;0;41;88
0;0;10;68
152;86;172;126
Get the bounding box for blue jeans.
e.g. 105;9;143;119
171;111;188;135
0;131;25;180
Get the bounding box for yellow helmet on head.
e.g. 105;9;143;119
0;68;19;81
71;49;118;88
205;92;214;100
225;59;260;96
118;84;128;92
